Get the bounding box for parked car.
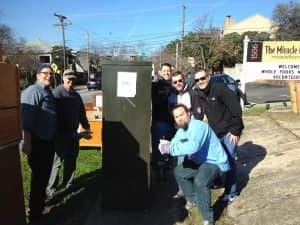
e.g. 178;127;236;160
211;74;250;105
87;73;101;90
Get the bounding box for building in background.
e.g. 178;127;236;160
222;14;277;37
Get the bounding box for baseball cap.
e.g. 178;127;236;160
63;69;76;79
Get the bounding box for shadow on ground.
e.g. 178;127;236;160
213;141;267;222
31;142;267;225
84;167;190;225
37;169;102;225
33;166;190;225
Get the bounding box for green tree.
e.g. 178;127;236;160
0;24;15;53
272;1;300;40
223;32;243;63
242;31;271;41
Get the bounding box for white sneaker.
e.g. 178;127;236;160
173;189;184;199
203;220;215;225
185;201;196;210
221;194;237;203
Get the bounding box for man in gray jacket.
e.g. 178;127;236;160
46;69;90;200
21;64;57;222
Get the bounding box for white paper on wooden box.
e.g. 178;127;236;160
117;72;137;97
95;95;103;107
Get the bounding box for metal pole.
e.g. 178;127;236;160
54;13;68;72
175;42;179;69
241;35;250;110
61;18;66;71
86;31;90;81
180;5;186;69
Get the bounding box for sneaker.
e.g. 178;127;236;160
185;201;196;210
203;220;215;225
221;194;237;203
45;191;55;202
173;189;184;199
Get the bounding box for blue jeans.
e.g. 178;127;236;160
174;163;225;222
220;135;238;196
151;121;175;166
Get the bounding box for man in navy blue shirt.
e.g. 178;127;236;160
21;64;57;222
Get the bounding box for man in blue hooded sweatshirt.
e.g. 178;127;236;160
159;104;229;225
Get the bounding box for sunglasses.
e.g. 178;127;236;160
173;79;183;85
194;76;207;82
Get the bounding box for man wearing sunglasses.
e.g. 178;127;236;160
46;69;90;201
193;69;244;204
169;71;204;120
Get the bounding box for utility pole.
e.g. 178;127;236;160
54;13;69;72
86;31;90;81
175;42;179;69
159;48;162;66
180;5;186;69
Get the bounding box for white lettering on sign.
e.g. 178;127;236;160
246;62;300;80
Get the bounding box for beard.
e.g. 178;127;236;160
177;121;189;130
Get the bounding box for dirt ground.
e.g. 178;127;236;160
84;106;300;225
226;106;300;225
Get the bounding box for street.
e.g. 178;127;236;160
77;82;291;105
76;86;101;103
246;82;290;104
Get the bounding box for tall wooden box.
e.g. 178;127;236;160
0;63;25;225
0;63;19;108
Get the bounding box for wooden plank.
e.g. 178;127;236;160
0;108;21;145
0;145;26;225
79;120;102;148
0;64;20;108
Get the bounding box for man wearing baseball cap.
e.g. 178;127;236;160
46;69;90;201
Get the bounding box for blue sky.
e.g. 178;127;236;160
0;0;294;52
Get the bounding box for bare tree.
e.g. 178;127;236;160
272;1;300;40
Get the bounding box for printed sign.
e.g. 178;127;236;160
245;41;300;80
117;72;137;97
262;41;300;62
247;42;263;62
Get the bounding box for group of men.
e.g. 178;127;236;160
152;63;244;225
21;64;90;223
21;62;243;225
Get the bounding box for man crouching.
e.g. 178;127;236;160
159;104;230;225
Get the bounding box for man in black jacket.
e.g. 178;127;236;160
151;63;175;179
193;69;244;203
46;69;90;200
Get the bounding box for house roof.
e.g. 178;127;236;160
223;13;276;35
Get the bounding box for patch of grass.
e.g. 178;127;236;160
20;148;102;225
243;105;267;116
